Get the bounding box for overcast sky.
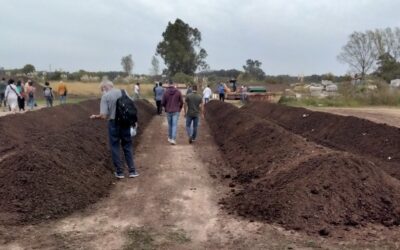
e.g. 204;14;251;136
1;0;399;75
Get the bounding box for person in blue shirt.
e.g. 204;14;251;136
154;82;165;115
218;83;225;102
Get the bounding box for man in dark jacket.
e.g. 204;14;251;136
162;80;183;145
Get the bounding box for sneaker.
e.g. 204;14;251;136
129;172;139;178
114;172;125;179
168;138;172;143
191;138;196;142
170;139;176;145
189;137;193;144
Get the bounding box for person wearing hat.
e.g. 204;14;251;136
162;80;183;145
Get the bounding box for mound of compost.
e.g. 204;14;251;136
243;102;400;179
0;99;154;225
205;101;400;235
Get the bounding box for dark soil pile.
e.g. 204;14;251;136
0;99;154;225
242;102;400;179
205;101;400;235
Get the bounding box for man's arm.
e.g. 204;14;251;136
179;92;184;110
161;92;167;107
90;114;107;119
90;96;108;119
200;99;205;118
184;97;188;116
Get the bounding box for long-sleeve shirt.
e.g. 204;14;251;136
162;86;183;113
5;84;19;100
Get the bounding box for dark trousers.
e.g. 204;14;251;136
46;96;53;107
0;93;4;107
156;100;162;114
108;120;136;175
219;93;225;102
18;97;25;111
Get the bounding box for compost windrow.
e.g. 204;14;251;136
0;99;154;225
243;102;400;179
205;101;400;236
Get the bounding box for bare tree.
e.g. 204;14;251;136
121;54;134;76
367;27;400;61
150;55;160;76
338;32;376;78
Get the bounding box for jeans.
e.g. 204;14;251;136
108;120;136;175
219;93;225;102
167;112;180;140
204;98;210;104
60;95;67;104
46;96;53;107
27;97;35;109
156;100;162;114
186;116;199;139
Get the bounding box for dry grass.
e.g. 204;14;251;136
47;81;155;98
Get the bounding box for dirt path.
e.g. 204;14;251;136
310;106;400;128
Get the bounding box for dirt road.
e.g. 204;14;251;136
2;110;397;249
310;106;400;128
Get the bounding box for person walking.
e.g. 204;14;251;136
162;80;183;145
26;81;36;110
90;79;139;179
218;82;225;102
153;82;158;97
16;80;25;111
184;85;204;144
43;82;54;107
4;79;19;113
0;78;6;109
133;82;141;99
58;81;67;104
202;84;212;104
154;82;164;115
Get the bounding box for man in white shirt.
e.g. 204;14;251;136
202;85;212;103
134;82;140;99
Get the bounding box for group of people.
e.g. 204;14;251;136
0;78;68;112
92;79;205;179
215;82;248;103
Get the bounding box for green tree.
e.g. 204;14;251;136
156;18;208;76
242;59;266;80
375;53;400;82
22;64;35;74
121;54;134;76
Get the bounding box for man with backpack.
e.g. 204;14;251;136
90;79;139;179
43;82;54;107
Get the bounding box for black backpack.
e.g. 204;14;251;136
116;90;138;127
